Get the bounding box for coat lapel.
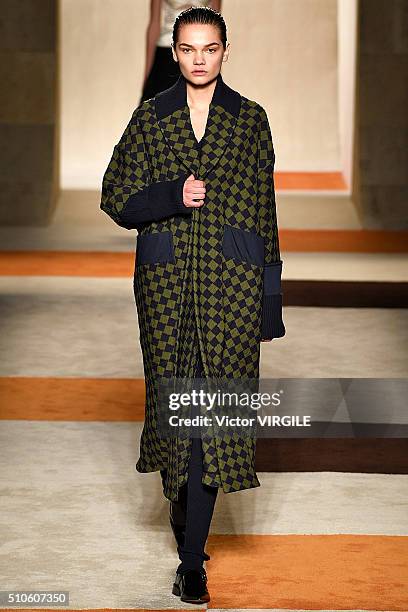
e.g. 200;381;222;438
154;72;241;180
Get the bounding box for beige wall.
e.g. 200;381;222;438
338;0;358;190
60;0;340;189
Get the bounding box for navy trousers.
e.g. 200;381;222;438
162;352;219;572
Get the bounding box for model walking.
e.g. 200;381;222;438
101;6;285;604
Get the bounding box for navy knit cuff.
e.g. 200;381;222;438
121;173;193;226
261;293;286;340
172;173;193;215
264;260;283;295
262;260;285;340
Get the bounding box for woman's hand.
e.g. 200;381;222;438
182;174;206;207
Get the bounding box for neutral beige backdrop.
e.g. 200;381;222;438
60;0;344;189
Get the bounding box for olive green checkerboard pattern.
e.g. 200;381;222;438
105;92;278;501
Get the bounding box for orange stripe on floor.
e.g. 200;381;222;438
206;534;408;610
0;251;135;276
280;229;408;253
275;171;348;190
1;230;408;277
0;378;145;421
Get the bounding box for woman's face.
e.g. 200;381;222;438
172;23;229;85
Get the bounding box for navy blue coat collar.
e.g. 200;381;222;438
154;72;242;180
155;71;241;120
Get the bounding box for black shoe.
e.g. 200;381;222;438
172;568;210;604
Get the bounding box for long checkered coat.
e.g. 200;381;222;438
100;72;285;502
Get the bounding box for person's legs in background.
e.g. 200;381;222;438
140;46;181;103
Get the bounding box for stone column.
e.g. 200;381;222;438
354;0;408;228
0;0;58;225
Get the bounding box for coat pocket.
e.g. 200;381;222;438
222;224;264;267
136;230;175;266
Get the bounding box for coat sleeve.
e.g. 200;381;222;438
257;106;286;340
100;111;192;230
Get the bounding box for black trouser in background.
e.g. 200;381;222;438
140;46;181;103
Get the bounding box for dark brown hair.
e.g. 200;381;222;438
172;6;227;50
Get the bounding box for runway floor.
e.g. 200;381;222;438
0;191;407;610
